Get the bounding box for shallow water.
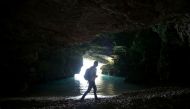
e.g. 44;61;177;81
27;74;145;99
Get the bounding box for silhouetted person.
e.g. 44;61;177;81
80;61;99;101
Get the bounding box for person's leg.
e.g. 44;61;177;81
81;82;92;100
92;81;98;99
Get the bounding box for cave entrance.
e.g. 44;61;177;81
72;56;141;99
74;57;105;85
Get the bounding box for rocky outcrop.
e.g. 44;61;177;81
153;16;190;84
100;17;190;84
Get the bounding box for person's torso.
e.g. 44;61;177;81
88;67;96;81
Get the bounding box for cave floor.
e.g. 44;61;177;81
0;87;190;109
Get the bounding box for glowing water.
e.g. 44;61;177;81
27;58;144;99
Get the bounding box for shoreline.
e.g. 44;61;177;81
0;87;190;109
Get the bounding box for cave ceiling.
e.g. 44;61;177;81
1;0;189;45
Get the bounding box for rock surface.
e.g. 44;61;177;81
1;0;190;44
0;0;190;93
0;87;190;109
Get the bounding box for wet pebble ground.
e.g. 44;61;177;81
0;87;190;109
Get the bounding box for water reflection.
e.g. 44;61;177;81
73;58;142;99
28;75;143;98
27;58;144;98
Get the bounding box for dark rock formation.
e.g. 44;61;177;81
1;0;189;44
99;19;190;85
0;46;83;95
0;0;190;93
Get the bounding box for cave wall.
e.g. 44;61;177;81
108;17;190;85
110;29;161;83
0;44;83;94
153;17;190;84
0;0;190;94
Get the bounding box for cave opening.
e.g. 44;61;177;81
1;0;190;108
74;57;105;86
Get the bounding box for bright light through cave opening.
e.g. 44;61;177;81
74;58;105;85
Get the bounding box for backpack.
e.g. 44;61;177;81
84;68;91;80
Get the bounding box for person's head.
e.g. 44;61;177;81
93;61;98;67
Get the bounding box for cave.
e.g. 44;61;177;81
0;0;190;108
